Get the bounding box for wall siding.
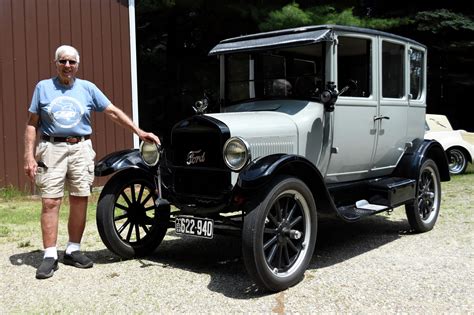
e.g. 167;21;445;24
0;0;134;190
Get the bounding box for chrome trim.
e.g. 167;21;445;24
139;142;160;166
223;137;251;171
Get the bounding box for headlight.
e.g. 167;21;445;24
139;141;160;166
223;137;250;171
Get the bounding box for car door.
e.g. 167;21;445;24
370;39;409;176
326;34;378;183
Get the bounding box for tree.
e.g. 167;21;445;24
414;9;474;36
258;3;409;31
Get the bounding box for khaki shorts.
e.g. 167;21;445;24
35;139;96;198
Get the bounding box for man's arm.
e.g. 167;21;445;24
24;113;40;181
104;104;160;144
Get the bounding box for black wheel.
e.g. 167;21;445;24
447;147;468;175
405;159;441;232
242;176;317;292
97;168;170;258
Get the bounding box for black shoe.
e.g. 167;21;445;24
36;258;59;279
63;251;93;269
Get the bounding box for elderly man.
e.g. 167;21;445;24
24;45;160;279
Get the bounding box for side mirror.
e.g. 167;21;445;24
320;82;338;112
320;80;358;112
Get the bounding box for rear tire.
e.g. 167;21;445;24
405;159;441;232
97;169;169;258
242;176;317;292
447;147;468;175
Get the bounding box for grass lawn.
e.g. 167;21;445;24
0;190;100;248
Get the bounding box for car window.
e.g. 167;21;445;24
337;36;372;98
226;54;251;103
382;41;405;98
224;43;324;104
410;48;424;100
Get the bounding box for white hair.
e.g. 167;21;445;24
55;45;80;63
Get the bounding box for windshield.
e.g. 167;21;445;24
223;43;325;105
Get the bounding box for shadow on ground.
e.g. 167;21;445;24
9;214;414;299
139;214;412;298
9;248;123;269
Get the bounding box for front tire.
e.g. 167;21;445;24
97;168;170;258
405;159;441;232
242;176;317;292
447;147;468;175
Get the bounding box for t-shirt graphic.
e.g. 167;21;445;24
48;96;84;129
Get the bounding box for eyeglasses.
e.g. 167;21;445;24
58;59;77;65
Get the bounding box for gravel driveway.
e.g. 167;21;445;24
1;192;473;313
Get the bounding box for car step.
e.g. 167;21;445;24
367;177;416;207
337;202;388;221
335;177;416;221
355;199;389;211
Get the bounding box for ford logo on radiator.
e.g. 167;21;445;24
186;150;206;165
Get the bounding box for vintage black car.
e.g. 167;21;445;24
95;25;450;291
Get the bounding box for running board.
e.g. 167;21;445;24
337;202;389;221
355;199;389;211
367;177;416;207
335;177;416;221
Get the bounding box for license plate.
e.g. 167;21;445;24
175;216;214;239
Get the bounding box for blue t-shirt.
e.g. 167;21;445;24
29;77;111;136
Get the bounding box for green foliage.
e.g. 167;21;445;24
0;225;10;237
258;3;410;31
18;240;31;248
414;9;474;34
0;200;41;225
259;3;312;31
0;193;98;225
0;185;26;201
364;17;412;30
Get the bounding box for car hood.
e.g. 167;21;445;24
208;111;297;138
207;111;298;157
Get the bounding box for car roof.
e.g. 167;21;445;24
209;24;425;56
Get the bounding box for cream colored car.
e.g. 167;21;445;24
425;114;474;174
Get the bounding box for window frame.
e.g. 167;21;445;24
408;46;426;103
336;33;375;100
222;44;325;105
380;38;407;100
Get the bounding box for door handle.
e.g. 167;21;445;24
374;115;390;121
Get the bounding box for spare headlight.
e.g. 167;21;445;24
139;141;160;166
223;137;250;171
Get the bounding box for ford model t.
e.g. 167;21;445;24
95;25;449;291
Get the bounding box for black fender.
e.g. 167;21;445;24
94;149;155;177
394;139;450;182
237;154;337;218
